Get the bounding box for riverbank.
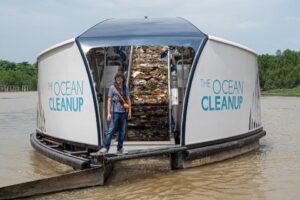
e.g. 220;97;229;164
0;85;30;92
261;86;300;97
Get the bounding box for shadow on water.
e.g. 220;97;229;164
29;150;74;178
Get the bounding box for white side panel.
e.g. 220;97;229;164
37;41;98;145
185;39;261;145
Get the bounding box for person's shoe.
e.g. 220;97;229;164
117;148;123;154
98;147;107;154
117;148;128;155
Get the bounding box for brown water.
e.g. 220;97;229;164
0;92;300;200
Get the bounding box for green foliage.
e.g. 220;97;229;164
261;86;300;96
0;60;37;90
258;49;300;90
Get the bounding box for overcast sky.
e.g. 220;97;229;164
0;0;299;63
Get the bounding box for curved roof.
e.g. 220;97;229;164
76;18;207;53
78;18;206;39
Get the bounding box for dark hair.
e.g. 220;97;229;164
114;72;126;84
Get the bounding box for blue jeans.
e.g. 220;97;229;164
104;112;126;151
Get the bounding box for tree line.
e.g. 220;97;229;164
258;49;300;90
1;49;300;91
0;60;37;90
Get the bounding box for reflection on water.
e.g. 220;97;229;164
0;93;300;199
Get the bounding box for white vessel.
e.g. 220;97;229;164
32;18;265;169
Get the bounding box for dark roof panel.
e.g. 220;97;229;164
79;18;205;39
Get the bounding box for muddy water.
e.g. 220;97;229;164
0;92;300;199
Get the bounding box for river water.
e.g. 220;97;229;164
0;92;299;200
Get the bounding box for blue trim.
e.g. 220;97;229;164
181;36;208;146
75;38;102;146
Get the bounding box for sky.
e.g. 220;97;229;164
0;0;299;63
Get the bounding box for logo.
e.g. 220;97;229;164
200;79;243;111
48;80;84;112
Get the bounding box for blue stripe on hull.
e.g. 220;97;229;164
181;36;208;146
75;38;102;146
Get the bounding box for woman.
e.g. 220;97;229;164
99;72;131;154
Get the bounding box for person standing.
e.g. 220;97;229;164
99;72;131;154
